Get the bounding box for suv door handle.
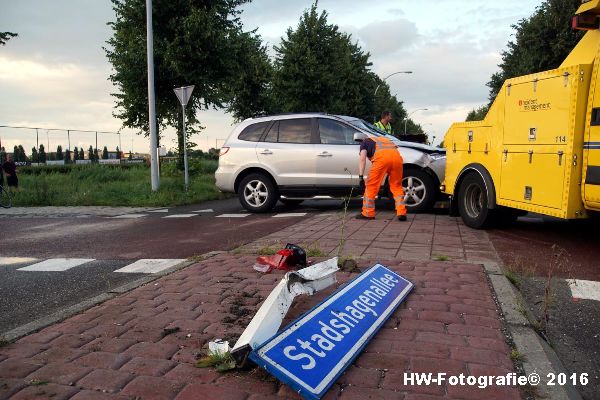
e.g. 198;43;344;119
317;152;332;157
260;149;273;155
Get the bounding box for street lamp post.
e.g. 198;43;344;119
374;70;413;96
404;108;428;135
146;0;160;191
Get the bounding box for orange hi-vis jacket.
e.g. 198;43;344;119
362;137;406;217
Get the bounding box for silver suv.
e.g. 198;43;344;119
215;113;446;213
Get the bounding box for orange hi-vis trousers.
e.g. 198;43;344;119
362;137;406;218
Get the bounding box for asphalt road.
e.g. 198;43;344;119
0;197;328;335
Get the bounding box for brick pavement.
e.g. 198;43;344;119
0;212;520;399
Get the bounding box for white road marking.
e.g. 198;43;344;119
192;209;214;213
148;209;169;213
272;213;307;218
110;214;148;219
216;214;250;218
0;257;38;266
18;258;95;272
114;259;185;274
567;279;600;302
162;214;197;218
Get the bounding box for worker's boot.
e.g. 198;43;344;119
398;215;407;221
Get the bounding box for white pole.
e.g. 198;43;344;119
146;0;160;191
182;105;189;190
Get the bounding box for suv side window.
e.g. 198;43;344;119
318;118;359;144
264;121;279;142
238;121;269;142
277;119;312;144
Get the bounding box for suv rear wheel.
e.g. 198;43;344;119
238;173;278;213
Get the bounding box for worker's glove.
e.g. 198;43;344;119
359;176;366;193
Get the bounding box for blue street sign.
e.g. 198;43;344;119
250;264;414;400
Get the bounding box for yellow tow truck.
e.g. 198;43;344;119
443;0;600;228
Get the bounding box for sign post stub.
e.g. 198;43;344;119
173;85;194;190
250;264;413;400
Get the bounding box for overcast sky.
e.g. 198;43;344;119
0;0;541;153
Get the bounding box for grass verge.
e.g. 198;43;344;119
8;160;229;207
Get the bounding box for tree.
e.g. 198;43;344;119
466;105;490;121
94;148;99;162
116;146;121;159
38;144;46;163
487;0;583;102
31;147;39;163
18;145;27;162
102;146;109;160
272;4;374;119
0;147;5;163
105;0;268;169
79;148;85;161
0;32;17;46
65;149;72;164
56;145;63;160
13;146;20;162
88;145;94;161
73;146;80;161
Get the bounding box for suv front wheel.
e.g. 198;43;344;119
238;173;278;213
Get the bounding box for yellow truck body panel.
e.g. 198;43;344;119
443;28;600;223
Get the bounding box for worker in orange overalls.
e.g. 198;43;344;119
354;132;407;221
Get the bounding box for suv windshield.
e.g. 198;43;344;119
347;119;385;136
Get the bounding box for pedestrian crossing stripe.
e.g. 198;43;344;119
0;257;38;266
148;209;169;213
216;213;250;218
567;279;600;302
110;214;149;219
114;259;186;274
18;258;95;272
272;213;307;218
162;214;197;218
192;209;214;213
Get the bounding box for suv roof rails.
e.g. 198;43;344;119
253;112;330;118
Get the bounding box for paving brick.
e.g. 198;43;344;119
17;330;62;345
74;351;131;369
463;315;502;328
48;334;96;349
466;337;510;354
121;376;185;400
45;322;99;335
175;383;249;400
382;371;445;395
355;352;409;370
120;357;176;376
336;366;381;388
0;358;43;379
396;319;445;333
415;332;467;347
365;339;393;353
10;383;78;400
31;346;86;364
164;364;220;384
0;343;49;358
124;342;180;360
404;395;444;400
391;341;450;359
26;362;92;386
0;378;27;399
405;300;449;312
374;329;416;342
446;324;504;340
216;375;278;396
410;356;467;375
467;363;514;377
446;384;521;399
339;386;404;400
70;390;132;399
450;347;513;369
77;369;135;393
418;311;463;324
450;304;498;318
82;338;138;353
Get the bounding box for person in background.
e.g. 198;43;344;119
374;110;393;134
2;154;18;190
355;133;407;221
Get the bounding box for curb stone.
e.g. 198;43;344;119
483;261;582;400
1;252;226;343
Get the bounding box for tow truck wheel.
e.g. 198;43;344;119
457;173;494;229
